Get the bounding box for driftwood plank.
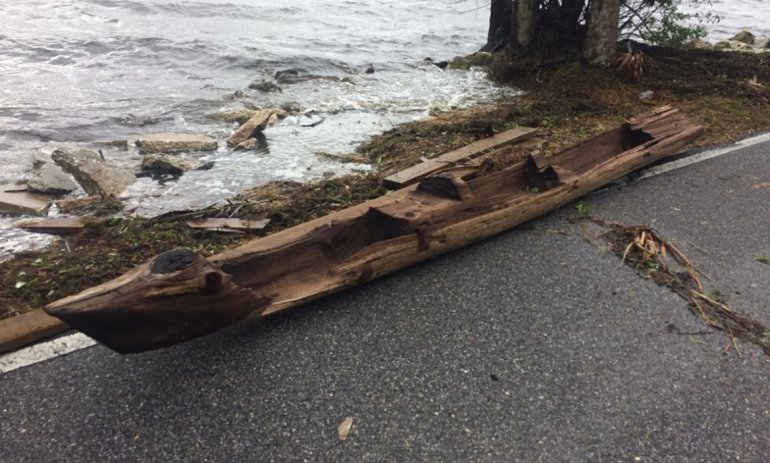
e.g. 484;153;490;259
16;217;94;235
383;126;537;189
44;107;703;354
186;218;270;234
0;309;70;353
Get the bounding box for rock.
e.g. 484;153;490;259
280;101;303;114
248;80;282;93
207;109;261;124
51;148;136;198
755;37;770;49
135;133;218;154
423;58;450;70
233;138;257;152
226;109;275;147
140;153;200;175
730;30;755;45
274;68;340;85
26;163;78;195
638;90;655;102
360;64;375;74
120;114;159;127
731;40;754;50
448;52;494;70
0;184;53;216
715;40;753;51
687;38;712;49
233;132;268;152
341;77;356;84
275;68;303;84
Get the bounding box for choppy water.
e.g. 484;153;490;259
0;0;766;258
0;0;505;256
690;0;770;40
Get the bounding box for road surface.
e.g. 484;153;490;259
2;136;769;462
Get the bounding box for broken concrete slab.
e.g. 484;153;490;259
140;153;200;175
135;133;218;154
51;148;136;198
0;184;53;216
226;109;280;147
207;109;262;124
26;164;78;195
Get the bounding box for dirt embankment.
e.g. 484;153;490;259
2;45;770;319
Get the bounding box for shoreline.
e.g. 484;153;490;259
2;42;770;336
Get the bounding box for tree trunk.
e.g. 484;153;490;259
583;0;621;65
45;107;703;354
482;0;512;52
512;0;536;48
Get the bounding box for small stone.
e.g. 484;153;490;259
233;138;257;152
135;133;218;154
730;30;755;45
360;64;375;74
280;102;303;114
638;90;655;101
448;51;493;70
248;80;282;93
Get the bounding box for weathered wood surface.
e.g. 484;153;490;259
15;217;94;235
0;309;70;353
186;218;271;234
44;107;703;354
383;126;537;189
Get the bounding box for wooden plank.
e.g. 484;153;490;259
383;126;538;189
186;218;270;233
16;217;93;235
43;108;702;354
0;309;69;354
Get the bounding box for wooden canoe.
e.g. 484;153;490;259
44;107;703;353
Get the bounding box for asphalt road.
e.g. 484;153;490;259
1;139;769;462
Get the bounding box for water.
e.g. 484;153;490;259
0;0;504;257
0;0;766;259
690;1;770;40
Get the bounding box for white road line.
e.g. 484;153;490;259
638;131;770;180
0;332;97;375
